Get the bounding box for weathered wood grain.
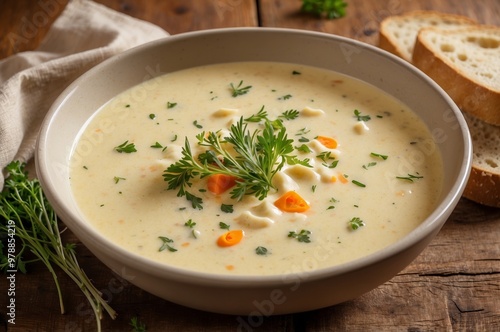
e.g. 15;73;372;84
0;0;499;331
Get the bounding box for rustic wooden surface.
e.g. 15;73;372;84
1;0;499;331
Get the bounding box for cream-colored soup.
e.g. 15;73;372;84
70;62;443;275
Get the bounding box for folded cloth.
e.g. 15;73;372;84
0;0;168;189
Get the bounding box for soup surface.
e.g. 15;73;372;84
70;62;443;275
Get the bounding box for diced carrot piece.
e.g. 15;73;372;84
316;136;337;149
274;191;310;213
217;230;244;247
207;174;237;194
338;174;348;184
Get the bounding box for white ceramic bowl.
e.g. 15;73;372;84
36;28;472;315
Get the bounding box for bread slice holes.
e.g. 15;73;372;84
480;72;493;79
440;44;455;52
477;37;499;49
486;159;498;168
457;53;468;61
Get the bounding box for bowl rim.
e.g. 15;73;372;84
36;27;473;287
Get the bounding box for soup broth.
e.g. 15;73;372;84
70;62;443;275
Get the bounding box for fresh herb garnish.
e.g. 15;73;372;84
0;161;116;330
288;229;312;243
316;151;338;168
244;106;268;123
193;120;203;129
114;140;137;153
184;219;196;228
163;117;307;206
279;109;300;120
292;70;301;75
230;80;252;97
296;127;311;136
167;101;177;109
296;144;312;153
113;176;126;184
352;180;366;187
301;0;347;19
279;94;292;100
370;152;388;160
219;222;230;230
298;137;310;143
396;173;424;182
362;162;377;169
149;113;156;119
255;246;268;255
221;204;234;213
348;217;365;230
158;236;177;252
354;109;371;122
327;197;339;210
151;142;163;149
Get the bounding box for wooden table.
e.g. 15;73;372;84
1;1;499;331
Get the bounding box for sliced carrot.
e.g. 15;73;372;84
207;174;237;194
274;191;310;213
316;135;337;149
217;230;244;247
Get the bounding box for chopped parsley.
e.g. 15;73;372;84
255;246;269;255
279;109;300;120
193;120;203;129
184;219;196;228
230;80;252;97
114;141;137;153
221;204;234;213
288;229;311;243
158;236;177;252
113;176;125;184
348;217;365;230
354;109;371;122
219;222;230;230
370;152;388;160
167;101;177;109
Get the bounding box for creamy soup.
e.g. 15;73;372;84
70;62;443;275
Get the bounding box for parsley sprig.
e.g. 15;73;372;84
163;117;309;208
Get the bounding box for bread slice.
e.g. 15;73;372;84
462;113;500;207
379;11;476;62
412;26;500;126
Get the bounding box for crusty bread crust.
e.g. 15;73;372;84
461;113;500;207
378;13;500;208
463;167;500;208
412;27;500;126
378;11;476;62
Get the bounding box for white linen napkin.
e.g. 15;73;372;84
0;0;168;188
